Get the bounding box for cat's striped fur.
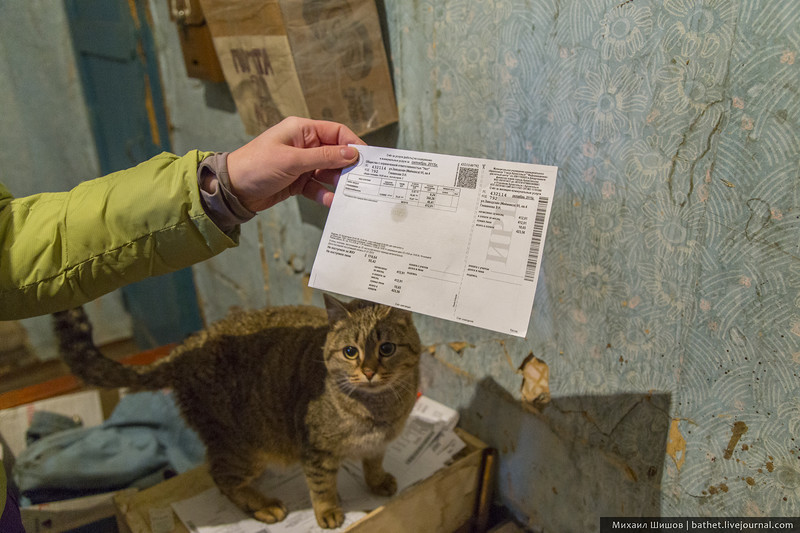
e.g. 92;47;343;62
53;295;421;529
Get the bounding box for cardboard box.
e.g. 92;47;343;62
20;492;122;533
198;0;398;136
114;429;491;533
0;389;125;533
0;346;176;533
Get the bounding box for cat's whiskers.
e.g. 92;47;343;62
384;381;403;402
333;373;359;395
387;379;414;402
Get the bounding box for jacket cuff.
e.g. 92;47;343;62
197;152;256;233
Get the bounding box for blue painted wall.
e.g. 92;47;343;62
0;3;133;357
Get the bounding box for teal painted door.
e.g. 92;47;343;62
65;0;203;347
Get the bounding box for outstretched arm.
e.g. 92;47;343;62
0;117;365;320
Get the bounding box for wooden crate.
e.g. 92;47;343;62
115;429;492;533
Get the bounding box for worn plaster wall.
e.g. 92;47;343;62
386;0;800;526
0;3;132;359
155;0;800;529
0;3;98;196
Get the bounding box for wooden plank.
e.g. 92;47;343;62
0;344;174;410
0;374;84;411
118;344;175;366
474;447;498;533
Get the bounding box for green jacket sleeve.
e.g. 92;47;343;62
0;150;239;320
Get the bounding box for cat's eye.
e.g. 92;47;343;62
378;342;396;357
342;346;359;359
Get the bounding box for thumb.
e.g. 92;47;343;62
286;145;359;175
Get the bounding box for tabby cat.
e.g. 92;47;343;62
53;295;422;529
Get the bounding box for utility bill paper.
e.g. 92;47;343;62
309;146;558;337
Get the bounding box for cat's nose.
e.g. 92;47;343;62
363;368;375;381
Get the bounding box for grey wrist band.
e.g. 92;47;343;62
197;152;256;233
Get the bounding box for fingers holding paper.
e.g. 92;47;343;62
227;117;365;211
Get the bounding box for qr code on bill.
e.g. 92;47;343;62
456;164;478;189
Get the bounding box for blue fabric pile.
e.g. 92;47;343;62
12;391;205;504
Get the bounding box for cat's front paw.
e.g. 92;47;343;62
222;485;288;524
367;471;397;497
315;506;345;529
253;498;288;524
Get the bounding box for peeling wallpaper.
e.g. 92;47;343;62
182;0;800;528
383;0;800;524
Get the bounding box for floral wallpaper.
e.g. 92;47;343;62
10;0;799;529
384;0;800;525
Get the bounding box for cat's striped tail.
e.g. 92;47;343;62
53;306;174;390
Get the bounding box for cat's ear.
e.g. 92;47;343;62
353;299;391;319
323;293;350;324
391;307;414;325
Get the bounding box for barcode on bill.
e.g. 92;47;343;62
524;197;549;282
455;164;478;189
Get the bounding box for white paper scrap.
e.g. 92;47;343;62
409;395;460;434
170;485;367;533
309;145;557;337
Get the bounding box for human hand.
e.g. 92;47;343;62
227;116;366;211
